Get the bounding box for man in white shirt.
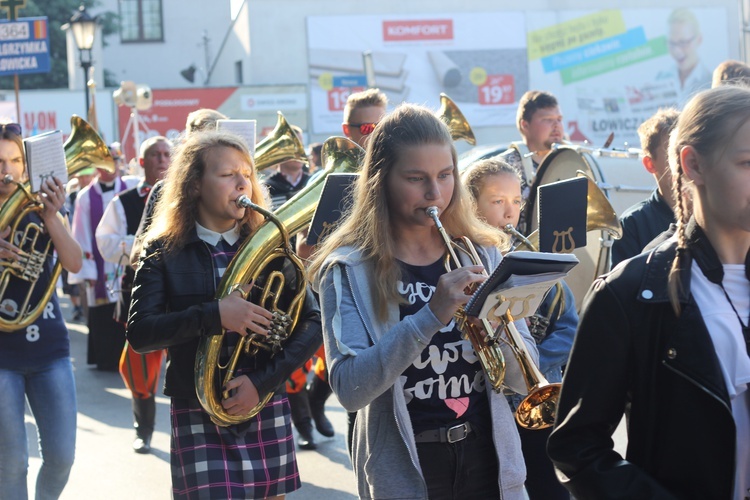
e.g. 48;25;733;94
68;146;139;370
96;136;172;455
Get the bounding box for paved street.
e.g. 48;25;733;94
26;297;357;499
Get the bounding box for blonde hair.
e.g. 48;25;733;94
462;158;520;202
309;104;506;321
142;131;266;254
185;108;228;135
667;85;750;313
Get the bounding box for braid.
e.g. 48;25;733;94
667;166;687;315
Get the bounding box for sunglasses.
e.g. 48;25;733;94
347;122;378;136
0;123;22;136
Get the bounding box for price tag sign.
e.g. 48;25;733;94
478;75;514;105
327;86;364;112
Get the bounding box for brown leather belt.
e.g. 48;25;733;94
414;422;472;444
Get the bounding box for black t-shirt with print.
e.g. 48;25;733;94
398;256;490;435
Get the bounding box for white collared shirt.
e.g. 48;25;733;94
195;222;241;246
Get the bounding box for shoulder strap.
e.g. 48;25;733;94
510;142;536;186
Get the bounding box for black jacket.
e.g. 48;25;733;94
548;238;736;499
126;229;322;400
611;189;676;268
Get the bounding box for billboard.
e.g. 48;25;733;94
307;12;528;134
116;85;308;160
528;8;728;147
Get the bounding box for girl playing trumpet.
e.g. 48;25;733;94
309;104;537;499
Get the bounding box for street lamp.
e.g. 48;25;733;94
65;5;98;116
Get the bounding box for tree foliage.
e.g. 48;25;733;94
0;0;117;90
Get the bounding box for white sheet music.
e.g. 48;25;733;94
217;120;257;155
23;130;67;193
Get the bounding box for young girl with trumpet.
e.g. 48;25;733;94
127;131;322;499
463;158;577;500
548;85;750;498
309;104;537;499
0;123;83;499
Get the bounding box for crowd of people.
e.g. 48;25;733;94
0;57;749;500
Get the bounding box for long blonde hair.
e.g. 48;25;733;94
142;131;267;254
309;104;506;320
667;85;750;314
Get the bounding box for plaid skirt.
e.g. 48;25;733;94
170;394;300;499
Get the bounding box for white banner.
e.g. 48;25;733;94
307;12;528;134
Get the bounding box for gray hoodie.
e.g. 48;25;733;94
314;244;537;499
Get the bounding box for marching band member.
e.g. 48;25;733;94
611;109;680;268
548;85;750;499
0;123;82;499
498;90;564;234
96;136;172;454
127;131;322;499
463;158;576;500
309;104;537;499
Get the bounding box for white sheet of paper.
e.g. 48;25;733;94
217;119;257;155
23;130;67;193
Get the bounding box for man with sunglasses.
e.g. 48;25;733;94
342;88;388;148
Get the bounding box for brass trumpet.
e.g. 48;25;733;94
426;206;505;392
254;112;308;172
437;93;476;145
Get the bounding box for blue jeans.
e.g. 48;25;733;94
0;357;77;500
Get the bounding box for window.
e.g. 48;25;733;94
119;0;164;42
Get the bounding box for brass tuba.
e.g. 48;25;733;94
437;93;476;145
0;115;115;331
426;206;506;392
254;112;308;172
194;137;364;427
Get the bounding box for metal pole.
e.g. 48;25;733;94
82;63;90;117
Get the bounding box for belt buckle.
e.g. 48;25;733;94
445;423;468;444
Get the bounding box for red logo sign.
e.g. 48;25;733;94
382;20;453;42
478;75;515;106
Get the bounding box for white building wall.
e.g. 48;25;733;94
92;0;234;89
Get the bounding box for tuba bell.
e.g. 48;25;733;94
0;115;115;331
437;93;476;145
194;137;364;427
254;112;308;172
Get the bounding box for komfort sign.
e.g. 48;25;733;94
0;17;49;76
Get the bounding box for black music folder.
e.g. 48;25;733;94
306;173;357;246
538;176;587;253
465;251;578;322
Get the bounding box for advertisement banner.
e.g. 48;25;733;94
116;85;307;160
307;12;528;134
527;8;728;147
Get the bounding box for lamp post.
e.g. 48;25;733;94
65;5;97;116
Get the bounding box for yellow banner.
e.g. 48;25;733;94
527;10;627;61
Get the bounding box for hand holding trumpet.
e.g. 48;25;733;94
218;282;274;336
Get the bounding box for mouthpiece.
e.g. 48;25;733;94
2;174;12;185
235;195;254;209
425;206;439;218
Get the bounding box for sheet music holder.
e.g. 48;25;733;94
465;251;578;322
23;130;67;193
216;119;257;155
306;173;357;246
538;177;587;253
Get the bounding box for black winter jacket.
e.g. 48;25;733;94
548;237;736;499
126;229;322;400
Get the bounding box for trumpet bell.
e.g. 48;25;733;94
437;93;476;145
254;112;307;172
65;115;116;176
515;383;561;430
